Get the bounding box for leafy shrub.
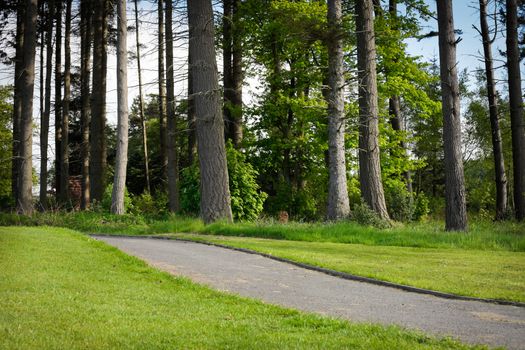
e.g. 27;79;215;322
101;184;133;213
412;193;430;221
351;202;390;229
385;184;414;222
180;143;267;221
132;192;158;216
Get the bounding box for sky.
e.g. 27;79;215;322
0;0;523;181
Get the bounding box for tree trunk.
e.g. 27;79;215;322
326;0;350;220
158;0;168;181
231;0;243;147
80;0;92;209
111;0;129;215
356;0;390;221
12;1;24;208
17;0;38;215
506;0;525;221
436;0;468;231
38;1;44;205
187;48;197;165
90;0;108;202
479;0;507;220
188;0;233;223
40;0;53;209
133;0;151;194
223;0;233;142
60;0;72;204
55;0;62;201
165;0;180;212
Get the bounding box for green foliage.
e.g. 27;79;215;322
180;144;268;221
0;86;13;206
132;192;158;216
101;184;133;213
385;184;414;222
412;193;430;221
351;202;391;229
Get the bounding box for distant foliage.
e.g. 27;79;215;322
412;193;430;222
101;184;133;214
385;183;414;222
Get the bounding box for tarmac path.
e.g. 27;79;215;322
94;235;525;350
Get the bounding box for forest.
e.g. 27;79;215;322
0;0;524;232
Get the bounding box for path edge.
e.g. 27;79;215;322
90;233;525;308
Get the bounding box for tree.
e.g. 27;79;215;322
111;0;129;214
187;48;196;165
158;0;168;181
90;0;108;202
17;0;38;215
506;0;525;221
326;0;350;220
476;0;507;220
436;0;468;231
60;0;72;204
80;0;92;209
165;0;180;212
55;0;62;201
133;0;151;194
188;0;233;223
40;0;54;209
356;0;390;221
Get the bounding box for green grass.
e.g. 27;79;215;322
0;226;482;349
1;211;524;251
167;233;525;302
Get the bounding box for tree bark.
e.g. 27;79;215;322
188;0;233;223
158;0;168;181
479;0;508;220
80;0;92;209
326;0;350;220
133;0;151;194
17;0;38;215
111;0;129;215
40;0;53;209
165;0;180;212
12;1;25;208
38;1;44;206
356;0;390;221
55;0;62;201
506;0;525;221
436;0;468;231
187;48;197;165
60;0;72;204
223;0;233;142
90;0;108;202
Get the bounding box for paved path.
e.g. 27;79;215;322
94;236;525;350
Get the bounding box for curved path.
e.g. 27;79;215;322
94;236;525;350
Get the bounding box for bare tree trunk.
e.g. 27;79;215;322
80;0;92;209
437;0;468;231
326;0;350;220
133;0;151;194
17;0;38;215
187;49;197;165
111;0;129;215
478;0;507;220
39;2;44;204
40;0;53;209
60;0;72;205
506;0;525;221
165;0;180;212
223;0;243;148
188;0;233;223
158;0;168;181
12;2;25;208
55;1;62;202
356;0;390;221
90;0;108;202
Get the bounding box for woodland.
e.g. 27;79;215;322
0;0;524;232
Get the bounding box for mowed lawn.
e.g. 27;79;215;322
0;227;482;350
169;233;525;302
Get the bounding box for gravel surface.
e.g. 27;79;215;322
94;235;525;350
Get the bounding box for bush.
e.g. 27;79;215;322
132;192;158;216
385;185;414;222
180;143;267;221
101;184;133;214
412;193;430;221
351;202;391;229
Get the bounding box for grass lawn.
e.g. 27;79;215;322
0;226;484;349
167;233;525;302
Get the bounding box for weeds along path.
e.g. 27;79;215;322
94;235;525;350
